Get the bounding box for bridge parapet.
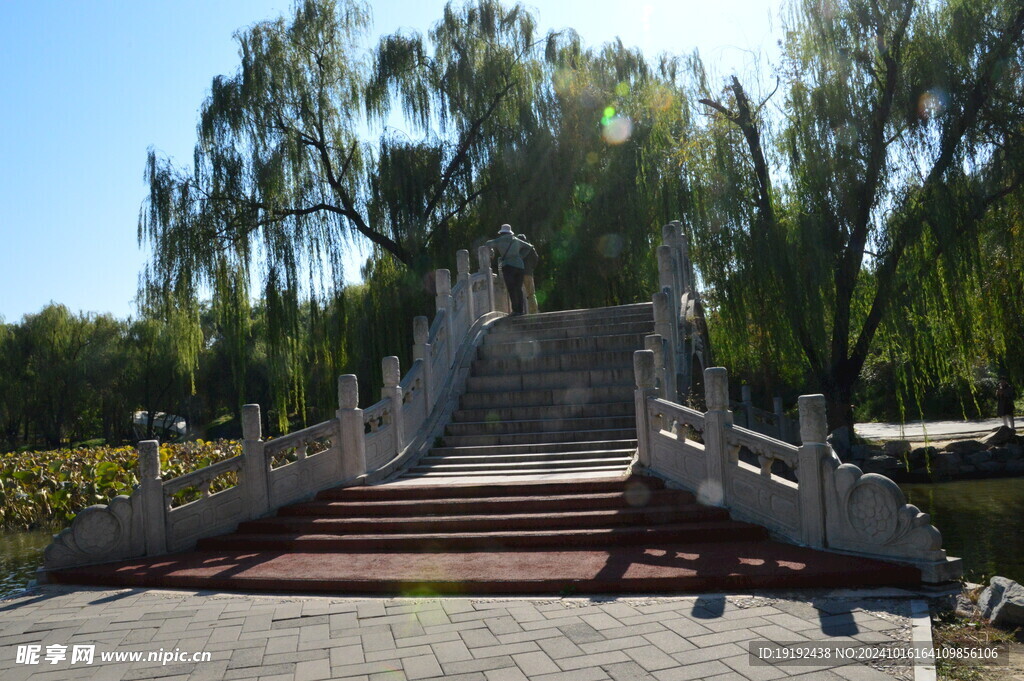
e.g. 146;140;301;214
43;246;505;573
634;351;962;584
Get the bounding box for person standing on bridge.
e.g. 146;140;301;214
485;224;533;316
515;231;539;315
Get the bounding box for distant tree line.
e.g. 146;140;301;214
4;0;1024;450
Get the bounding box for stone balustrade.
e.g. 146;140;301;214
43;246;506;572
634;353;962;583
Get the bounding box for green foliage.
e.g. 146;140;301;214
687;0;1024;428
0;441;238;530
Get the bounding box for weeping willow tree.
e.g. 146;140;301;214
139;0;553;428
687;0;1024;431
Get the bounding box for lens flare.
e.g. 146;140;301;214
602;116;633;145
917;89;947;121
615;81;630;97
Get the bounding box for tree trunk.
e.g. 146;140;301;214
822;370;857;436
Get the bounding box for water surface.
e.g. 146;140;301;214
0;529;52;599
903;478;1024;583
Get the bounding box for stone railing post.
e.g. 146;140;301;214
241;404;269;518
652;290;678;399
773;396;787;441
477;245;494;314
633;350;657;468
382;356;404;455
412;315;432;408
138;440;167;556
336;374;366;479
740;385;753;428
661;221;684;296
702;367;733;507
435;269;454;364
657;245;676;301
645;334;668;399
796;394;829;548
457;249;473;324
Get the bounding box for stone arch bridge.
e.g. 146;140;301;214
42;222;960;593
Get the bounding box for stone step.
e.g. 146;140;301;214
399;463;632;478
285;487;687;517
428;439;638;458
445;414;635;437
316;477;647;501
442;428;637;448
458;385;635;409
418;447;636;466
240;504;727;536
406;455;633;474
485;320;655;343
497;303;652;325
451;401;635;423
477;333;648;360
471;350;634;375
465;369;634;393
52;542;923;595
196;520;768;553
496;310;653;332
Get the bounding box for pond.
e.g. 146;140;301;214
903;477;1024;584
0;529;53;599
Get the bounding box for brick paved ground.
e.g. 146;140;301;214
0;586;921;680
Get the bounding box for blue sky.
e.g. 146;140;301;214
0;0;782;322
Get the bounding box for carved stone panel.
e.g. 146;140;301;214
44;494;145;570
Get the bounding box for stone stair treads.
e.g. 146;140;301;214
50;475;922;594
406;304;654;480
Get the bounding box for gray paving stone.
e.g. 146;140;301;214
511;649;560;675
264;633;298;655
748;624;810;643
495;627;564;645
440;654;517;675
581;613;623;630
604;660;658;681
764;612;823;632
402;653;443;680
505;606;546;623
624;645;679;672
521;615;584;631
461;627;501;648
578;635;650;655
331;659;405;677
224;662;295;679
485;616;523;636
652;659;731;681
330;643;366;666
484;667;529;681
559;622;605;644
433;639;473;663
469;641;540;659
720;653;791;680
704;616;773;633
538;635;585;659
687;628;758;649
642;630;696;654
531;668;611;681
671;642;748;666
366;644;434;662
556;650;630;670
